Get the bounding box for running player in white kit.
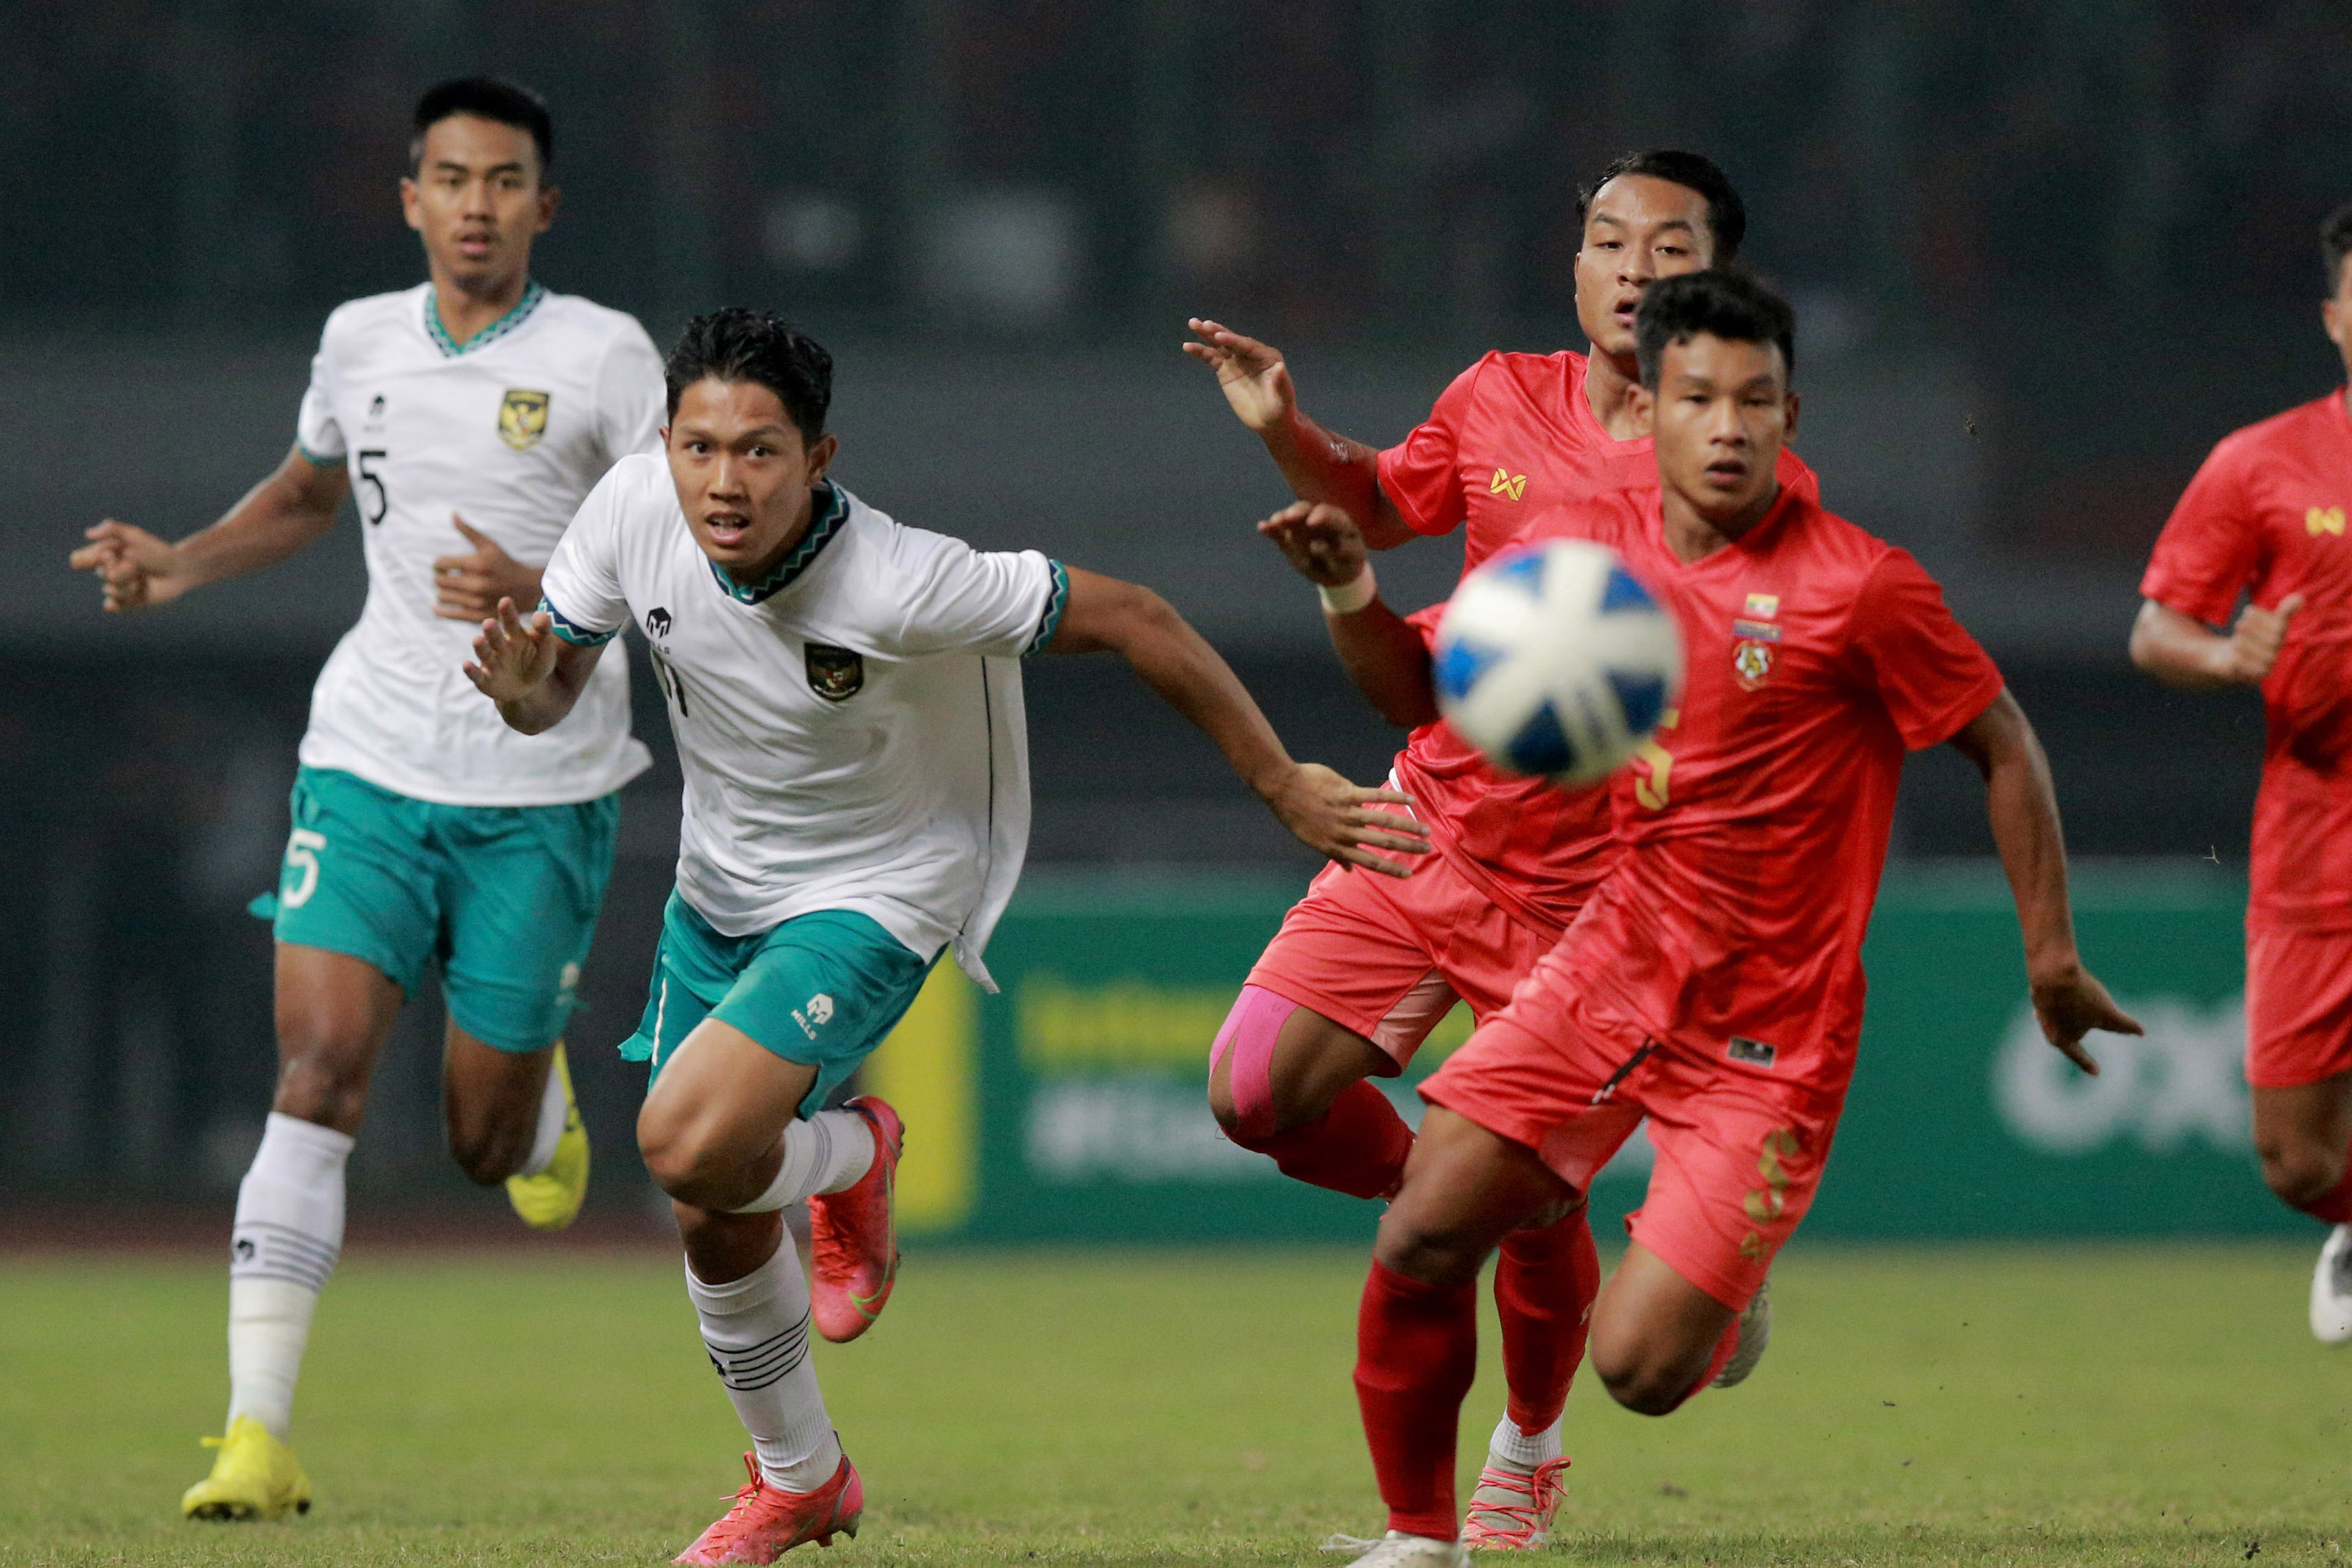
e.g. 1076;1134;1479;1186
470;307;1432;1563
67;78;663;1521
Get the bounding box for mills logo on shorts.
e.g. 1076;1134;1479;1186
497;388;551;450
805;643;864;702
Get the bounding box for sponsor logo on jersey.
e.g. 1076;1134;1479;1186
1732;639;1774;689
497;388;551;450
1731;617;1782;642
645;606;672;641
1488;468;1528;500
1744;592;1779;618
366;394;386;425
805;642;865;701
2307;506;2345;537
1726;1035;1778;1067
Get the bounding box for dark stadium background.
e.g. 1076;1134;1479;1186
0;0;2325;1212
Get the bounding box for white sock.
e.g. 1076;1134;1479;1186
687;1249;842;1490
516;1056;569;1178
226;1112;355;1438
726;1110;875;1214
1489;1412;1563;1469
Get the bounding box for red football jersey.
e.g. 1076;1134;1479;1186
1517;483;2005;1095
2141;392;2352;931
1375;349;1812;930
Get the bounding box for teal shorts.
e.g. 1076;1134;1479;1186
624;894;935;1117
266;765;620;1054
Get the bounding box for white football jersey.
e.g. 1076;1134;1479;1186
538;456;1064;987
293;281;661;805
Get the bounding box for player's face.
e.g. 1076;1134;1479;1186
1639;333;1797;525
400;115;557;289
1574;177;1715;359
665;379;840;578
2323;256;2352;380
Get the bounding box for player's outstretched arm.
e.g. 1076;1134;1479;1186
65;444;348;613
1183;318;1416;549
464;596;604;735
1947;689;2143;1073
1046;566;1431;875
2127;594;2302;690
1259;501;1439;728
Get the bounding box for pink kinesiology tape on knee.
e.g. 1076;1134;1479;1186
1209;984;1297;1141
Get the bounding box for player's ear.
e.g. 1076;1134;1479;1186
399;176;423;235
534;181;561;235
1628;383;1654;438
2325;296;2345;354
1783;388;1801;443
803;433;840;486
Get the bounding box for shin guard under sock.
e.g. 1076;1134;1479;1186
1495;1204;1602;1438
1355;1259;1478;1541
1233;1080;1414;1200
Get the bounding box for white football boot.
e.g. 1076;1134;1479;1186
1711;1279;1772;1388
2310;1225;2352;1344
1321;1530;1471;1566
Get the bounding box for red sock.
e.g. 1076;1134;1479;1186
1233;1080;1414;1200
1355;1259;1478;1541
1494;1205;1602;1437
2303;1152;2352;1224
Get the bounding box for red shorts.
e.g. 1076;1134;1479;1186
1244;851;1563;1071
1421;983;1841;1311
2246;925;2352;1089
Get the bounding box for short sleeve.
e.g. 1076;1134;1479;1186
1845;549;2006;750
2140;438;2260;628
1375;357;1488;538
294;320;346;466
538;468;633;647
880;530;1060;659
593;318;668;462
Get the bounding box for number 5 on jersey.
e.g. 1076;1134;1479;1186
282;828;328;908
1632;709;1680;812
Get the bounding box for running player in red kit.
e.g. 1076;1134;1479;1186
1318;271;2141;1567
2130;202;2352;1343
1186;152;1805;1549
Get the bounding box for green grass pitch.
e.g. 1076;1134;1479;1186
5;1242;2348;1565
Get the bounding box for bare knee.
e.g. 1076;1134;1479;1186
637;1102;748;1209
446;1106;532;1186
270;1018;375;1133
2260;1139;2346;1211
1589;1336;1694;1417
1371;1206;1490;1289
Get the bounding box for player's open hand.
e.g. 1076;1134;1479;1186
68;520;191;613
2219;593;2303;685
1258;501;1368;589
434;516;543;621
1261;761;1430;877
1184;318;1296;433
464;596;560;704
2027;959;2142;1074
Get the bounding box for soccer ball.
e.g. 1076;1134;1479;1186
1432;540;1683;785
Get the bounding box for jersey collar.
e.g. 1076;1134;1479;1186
423;279;547;357
709;483;849;605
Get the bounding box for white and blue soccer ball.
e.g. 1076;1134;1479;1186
1432;540;1683;785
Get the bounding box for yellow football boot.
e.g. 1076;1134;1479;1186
181;1415;312;1521
506;1041;590;1231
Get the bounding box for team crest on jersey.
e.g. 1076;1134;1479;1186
2307;506;2345;538
1733;639;1774;689
805;643;864;702
497;388;551;451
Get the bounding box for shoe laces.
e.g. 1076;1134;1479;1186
701;1453;772;1545
1462;1456;1567;1543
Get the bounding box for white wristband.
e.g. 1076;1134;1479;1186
1318;562;1377;616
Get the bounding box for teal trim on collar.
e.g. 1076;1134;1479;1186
424;279;546;357
1023;559;1070;656
708;484;849;605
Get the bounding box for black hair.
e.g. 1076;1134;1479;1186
1635;268;1796;390
410;77;554;175
2323;202;2352;294
1576;150;1746;263
665;308;834;442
